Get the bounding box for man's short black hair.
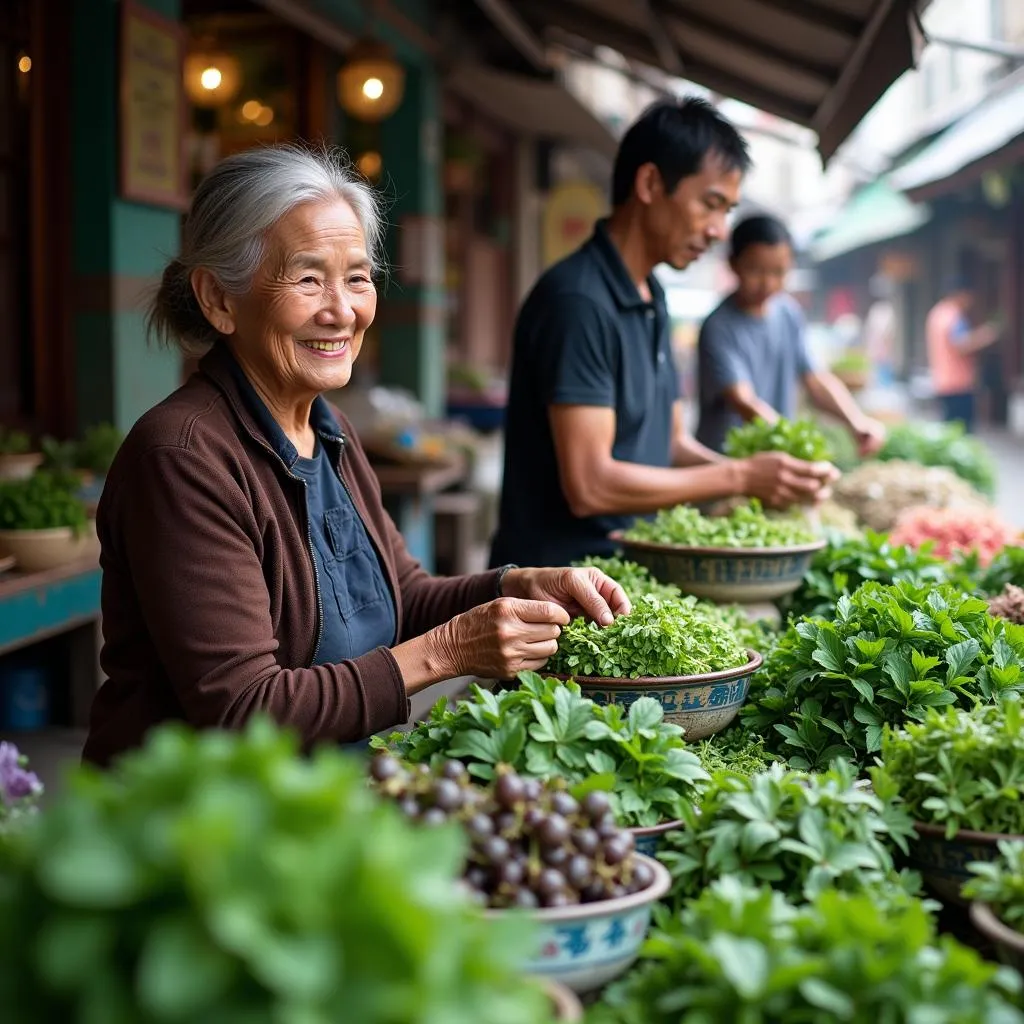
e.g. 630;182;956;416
611;97;751;207
729;214;792;259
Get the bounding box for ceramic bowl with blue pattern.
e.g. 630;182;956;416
629;818;683;857
909;821;1024;906
497;853;671;994
610;531;826;603
548;649;762;742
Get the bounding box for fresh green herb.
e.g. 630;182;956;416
0;717;550;1024
694;729;783;777
744;580;1024;770
871;696;1024;838
830;348;872;377
40;436;79;473
661;759;916;905
590;878;1024;1024
783;530;954;622
375;673;708;828
76;422;124;475
549;595;748;679
573;556;777;651
878;420;997;498
964;840;1024;931
625;498;816;549
0;471;89;533
974;546;1024;597
0;428;31;456
725;415;833;462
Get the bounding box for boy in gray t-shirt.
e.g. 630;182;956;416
695;215;886;456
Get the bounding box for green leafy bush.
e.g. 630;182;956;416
872;697;1024;837
660;759;916;905
375;673;708;828
693;729;783;777
625;499;816;549
744;580;1024;770
548;595;748;679
724;416;833;462
76;423;124;476
573;555;684;602
0;472;89;533
877;420;997;498
783;530;953;622
590;878;1024;1024
974;546;1024;596
0;428;32;456
964;840;1024;931
0;718;551;1024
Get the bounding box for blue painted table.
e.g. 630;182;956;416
0;559;102;727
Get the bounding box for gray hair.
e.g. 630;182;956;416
149;144;385;357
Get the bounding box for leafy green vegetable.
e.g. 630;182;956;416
661;759;917;905
871;696;1024;838
549;595;748;679
625;498;816;549
974;546;1024;597
375;672;709;828
694;729;783;777
590;878;1024;1024
76;423;124;476
878;420;997;498
725;416;833;462
0;428;32;456
783;530;954;622
0;717;550;1024
964;840;1024;931
744;580;1024;770
0;471;89;533
573;556;777;651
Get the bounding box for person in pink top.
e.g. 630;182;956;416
926;277;999;431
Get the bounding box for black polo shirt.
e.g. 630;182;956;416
489;220;678;568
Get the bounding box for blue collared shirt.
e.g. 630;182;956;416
227;355;396;665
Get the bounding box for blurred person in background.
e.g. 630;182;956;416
926;276;1000;432
489;99;836;569
695;213;887;456
861;274;897;388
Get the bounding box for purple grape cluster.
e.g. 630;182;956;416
369;754;655;909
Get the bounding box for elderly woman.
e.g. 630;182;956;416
82;145;629;766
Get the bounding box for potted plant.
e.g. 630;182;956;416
0;717;559;1023
0;427;42;482
0;471;99;572
545;595;762;742
75;422;123;482
871;696;1024;905
612;499;826;604
965;840;1024;974
375;673;709;855
588;878;1024;1022
369;757;670;996
830;347;872;390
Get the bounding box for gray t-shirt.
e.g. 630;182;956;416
695;293;814;453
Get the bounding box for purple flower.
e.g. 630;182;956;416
0;741;42;808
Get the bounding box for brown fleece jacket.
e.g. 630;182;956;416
82;345;499;766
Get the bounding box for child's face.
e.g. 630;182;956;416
730;242;793;308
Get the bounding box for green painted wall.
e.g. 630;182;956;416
72;0;182;434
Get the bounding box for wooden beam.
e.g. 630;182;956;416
635;0;685;76
657;1;838;81
531;1;817;125
750;0;860;38
472;0;550;70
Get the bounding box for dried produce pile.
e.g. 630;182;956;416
889;505;1018;566
369;755;655;909
990;584;1024;625
832;459;989;533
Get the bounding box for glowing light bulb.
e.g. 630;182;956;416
361;77;384;101
241;99;262;121
200;66;223;91
17;55;31;74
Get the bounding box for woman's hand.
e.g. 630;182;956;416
499;566;631;625
428;597;572;680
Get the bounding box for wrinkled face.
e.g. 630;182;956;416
730;242;793;309
638;155;743;270
225;197;376;401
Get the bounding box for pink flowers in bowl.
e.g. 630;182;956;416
889;506;1019;567
0;741;42;829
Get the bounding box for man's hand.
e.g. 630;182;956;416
737;451;839;509
852;416;887;457
500;566;631;625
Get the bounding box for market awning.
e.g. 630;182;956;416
889;70;1024;200
511;0;923;161
445;64;618;158
809;177;930;263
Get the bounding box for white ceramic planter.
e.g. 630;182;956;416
0;521;100;572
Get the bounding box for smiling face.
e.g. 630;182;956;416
221;197;376;406
730;241;794;311
637;154;743;270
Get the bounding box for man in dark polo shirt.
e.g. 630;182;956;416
490;99;835;568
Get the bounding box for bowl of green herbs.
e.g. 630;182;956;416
544;595;762;741
613;500;825;603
